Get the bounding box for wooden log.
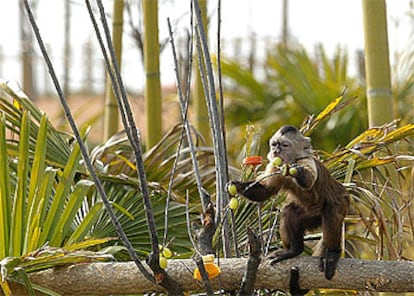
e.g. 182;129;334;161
23;257;414;295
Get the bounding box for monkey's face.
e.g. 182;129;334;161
267;126;312;164
268;133;296;164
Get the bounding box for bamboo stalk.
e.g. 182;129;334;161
362;0;394;127
103;0;124;140
143;0;162;148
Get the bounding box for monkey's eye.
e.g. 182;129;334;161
270;141;278;147
281;142;290;148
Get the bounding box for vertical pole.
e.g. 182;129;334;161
19;0;35;99
143;0;162;148
103;0;124;140
194;0;211;145
362;0;394;127
63;0;71;98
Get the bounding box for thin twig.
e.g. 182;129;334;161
265;206;280;256
257;203;263;252
193;0;230;257
163;125;186;245
94;0;163;263
87;1;183;293
23;0;154;284
216;0;239;259
194;256;215;296
167;17;207;212
185;191;201;256
238;227;261;296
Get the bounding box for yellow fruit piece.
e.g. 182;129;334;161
202;254;215;263
272;156;283;167
289;167;298;176
227;183;238;196
193;262;221;280
229;197;239;210
159;256;168;269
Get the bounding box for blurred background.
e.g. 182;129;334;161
0;0;413;150
0;0;411;95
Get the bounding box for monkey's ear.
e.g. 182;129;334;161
303;136;312;151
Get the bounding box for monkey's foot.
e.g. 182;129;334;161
318;250;340;280
268;249;301;264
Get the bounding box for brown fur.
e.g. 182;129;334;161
228;125;350;280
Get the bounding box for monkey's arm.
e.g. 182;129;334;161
288;158;318;190
226;163;284;202
226;180;274;202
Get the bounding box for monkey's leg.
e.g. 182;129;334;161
318;209;343;280
270;204;306;263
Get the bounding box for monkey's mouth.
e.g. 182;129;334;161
273;153;287;164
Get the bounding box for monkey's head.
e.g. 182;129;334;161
267;125;312;164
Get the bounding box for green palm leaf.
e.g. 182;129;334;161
0;113;11;258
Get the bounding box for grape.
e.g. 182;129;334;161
272;156;283;167
159;256;168;269
229;197;239;210
227;183;238;196
289;167;298;176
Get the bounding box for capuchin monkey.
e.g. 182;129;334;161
227;125;350;294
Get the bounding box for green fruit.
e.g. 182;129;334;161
280;164;288;175
289;167;298;176
229;197;239;210
159;256;168;269
162;247;173;258
227;183;238;196
272;156;283;167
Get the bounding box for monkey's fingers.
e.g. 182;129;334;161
319;251;340;280
324;256;337;280
318;256;324;273
225;181;245;196
268;249;299;264
280;164;289;176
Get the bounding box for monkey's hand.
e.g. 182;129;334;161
225;181;243;196
285;164;309;188
319;250;340;280
225;180;273;202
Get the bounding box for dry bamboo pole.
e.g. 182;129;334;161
362;0;394;127
143;0;162;148
193;0;211;145
103;0;124;140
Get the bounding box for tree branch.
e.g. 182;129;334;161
238;227;261;295
23;258;414;295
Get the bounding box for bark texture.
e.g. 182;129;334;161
16;257;414;295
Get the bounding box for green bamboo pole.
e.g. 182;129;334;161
143;0;162;148
362;0;394;127
103;0;124;140
194;0;211;145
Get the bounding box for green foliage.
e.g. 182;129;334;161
220;44;367;161
0;83;112;294
87;123;218;255
229;97;414;266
